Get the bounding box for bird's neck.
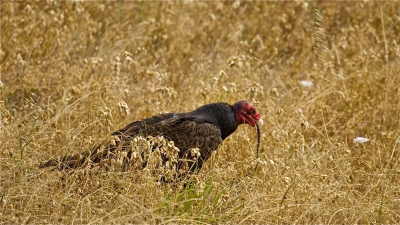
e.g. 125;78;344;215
218;105;238;140
190;103;238;140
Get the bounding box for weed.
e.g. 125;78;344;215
1;1;400;224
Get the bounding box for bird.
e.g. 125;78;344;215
39;100;263;179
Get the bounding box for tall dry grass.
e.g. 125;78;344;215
1;1;400;224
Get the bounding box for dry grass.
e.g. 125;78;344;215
1;1;400;224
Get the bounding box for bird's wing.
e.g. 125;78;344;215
39;113;186;170
145;117;222;172
39;116;222;172
112;113;184;138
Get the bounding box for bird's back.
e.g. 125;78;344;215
112;113;185;139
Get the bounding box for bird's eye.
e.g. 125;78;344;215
248;108;255;114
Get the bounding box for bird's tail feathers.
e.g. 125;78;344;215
39;151;91;169
39;140;114;170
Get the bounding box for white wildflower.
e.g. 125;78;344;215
353;137;370;143
300;80;313;88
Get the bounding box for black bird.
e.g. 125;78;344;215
39;101;263;176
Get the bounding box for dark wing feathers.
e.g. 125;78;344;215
39;114;222;173
39;113;182;169
112;113;184;137
145;118;222;171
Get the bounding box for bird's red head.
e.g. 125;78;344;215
233;101;263;127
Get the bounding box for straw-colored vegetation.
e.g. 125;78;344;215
1;1;400;224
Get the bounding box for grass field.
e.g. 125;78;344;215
1;1;400;224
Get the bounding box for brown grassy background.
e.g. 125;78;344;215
1;1;400;224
